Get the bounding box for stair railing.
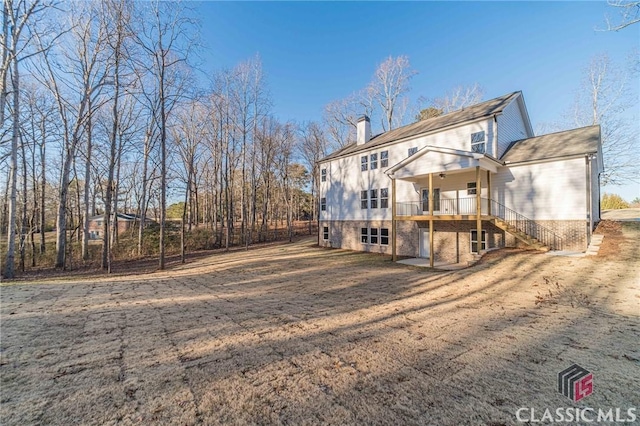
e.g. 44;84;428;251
484;198;563;250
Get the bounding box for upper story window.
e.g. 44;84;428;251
408;147;418;156
370;153;378;170
381;151;388;167
360;190;368;209
380;188;389;208
370;189;378;208
471;131;486;154
321;197;327;211
321;168;326;182
361;155;368;171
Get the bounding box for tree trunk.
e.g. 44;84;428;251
82;101;92;260
4;56;18;278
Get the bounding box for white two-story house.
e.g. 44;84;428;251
318;91;603;266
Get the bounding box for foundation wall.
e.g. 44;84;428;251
319;219;589;261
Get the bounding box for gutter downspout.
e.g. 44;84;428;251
585;154;593;248
391;175;397;262
493;114;499;158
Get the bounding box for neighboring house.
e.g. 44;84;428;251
318;91;603;266
87;213;153;240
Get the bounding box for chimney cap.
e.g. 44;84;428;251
357;115;370;123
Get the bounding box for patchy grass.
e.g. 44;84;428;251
0;222;638;425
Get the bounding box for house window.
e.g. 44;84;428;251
370;153;378;170
321;168;326;182
370;189;378;208
408;147;418;156
380;228;389;245
467;182;477;195
361;227;369;243
370;228;379;244
380;188;389;208
421;188;440;212
361;155;368;171
471;131;486;154
381;151;388;167
323;226;329;240
470;230;487;253
321;197;326;211
360;190;368;209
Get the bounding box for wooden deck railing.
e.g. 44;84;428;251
394;197;563;250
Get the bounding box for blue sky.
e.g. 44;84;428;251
193;1;639;199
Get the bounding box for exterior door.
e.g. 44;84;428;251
421;188;440;213
419;229;430;258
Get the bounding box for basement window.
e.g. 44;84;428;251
323;226;329;240
380;228;389;245
470;230;487;253
361;227;369;244
370;228;379;244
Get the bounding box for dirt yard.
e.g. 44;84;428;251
1;222;639;425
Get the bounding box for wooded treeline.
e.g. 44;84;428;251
0;0;333;277
2;0;637;278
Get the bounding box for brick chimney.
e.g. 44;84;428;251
356;115;371;145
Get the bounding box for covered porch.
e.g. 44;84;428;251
386;146;501;267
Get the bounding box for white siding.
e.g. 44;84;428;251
319;121;491;221
491;158;587;220
497;99;529;158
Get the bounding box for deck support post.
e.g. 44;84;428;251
476;166;482;254
487;170;491;216
429;173;434;268
391;176;397;262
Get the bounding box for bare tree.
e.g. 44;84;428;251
431;83;484;114
571;53;639;185
2;0;56;278
34;1;109;270
172;98;205;263
322;93;363;149
299;121;327;235
100;0;132;272
367;55;416;131
133;0;195;270
603;1;640;31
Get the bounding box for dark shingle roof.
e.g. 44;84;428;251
501;125;600;163
321;91;522;162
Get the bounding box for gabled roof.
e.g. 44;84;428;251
385;145;493;175
321;91;522;162
501;125;601;163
